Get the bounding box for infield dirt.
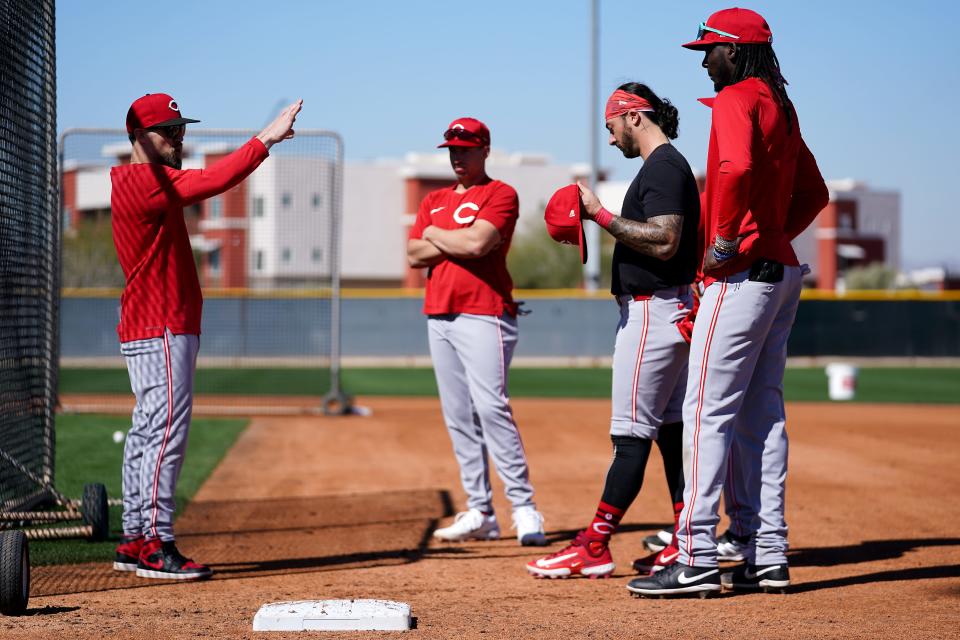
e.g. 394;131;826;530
8;398;959;639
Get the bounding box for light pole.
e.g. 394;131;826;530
584;0;601;291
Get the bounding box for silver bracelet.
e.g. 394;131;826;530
714;234;737;254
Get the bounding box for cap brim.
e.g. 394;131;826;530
682;38;713;50
152;117;201;127
437;139;486;148
577;198;588;264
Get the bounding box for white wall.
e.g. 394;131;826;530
342;162;406;280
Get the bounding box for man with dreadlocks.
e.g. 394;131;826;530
627;8;828;598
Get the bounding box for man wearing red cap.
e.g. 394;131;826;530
407;117;547;546
527;83;700;579
110;93;302;580
627;8;828;597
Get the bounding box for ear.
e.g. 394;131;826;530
725;43;738;63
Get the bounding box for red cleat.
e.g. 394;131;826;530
632;544;680;575
526;532;615;579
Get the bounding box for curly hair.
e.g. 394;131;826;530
616;82;680;140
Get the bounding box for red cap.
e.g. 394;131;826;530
125;93;200;134
438;117;490;148
544;184;587;264
682;8;773;50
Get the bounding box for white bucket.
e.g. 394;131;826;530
825;363;858;401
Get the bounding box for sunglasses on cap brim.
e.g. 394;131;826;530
696;22;740;41
443;128;487;144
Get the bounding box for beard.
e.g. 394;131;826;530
162;147;183;170
618;128;641;159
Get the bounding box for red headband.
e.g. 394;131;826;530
604;90;654;121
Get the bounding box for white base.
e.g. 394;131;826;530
253;599;412;631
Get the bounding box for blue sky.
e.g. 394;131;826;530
57;1;958;269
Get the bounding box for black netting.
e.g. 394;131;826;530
0;0;59;510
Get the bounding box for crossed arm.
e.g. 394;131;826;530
406;220;502;268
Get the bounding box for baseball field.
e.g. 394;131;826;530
3;369;958;639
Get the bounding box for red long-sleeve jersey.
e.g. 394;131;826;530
110;137;269;342
701;77;828;281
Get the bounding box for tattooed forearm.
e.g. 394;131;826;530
605;213;683;260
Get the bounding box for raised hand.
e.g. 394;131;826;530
257;99;303;149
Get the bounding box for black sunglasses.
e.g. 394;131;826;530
148;124;186;140
443;128;487;143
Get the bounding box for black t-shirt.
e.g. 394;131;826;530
611;144;700;294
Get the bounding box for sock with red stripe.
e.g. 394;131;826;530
583;501;625;544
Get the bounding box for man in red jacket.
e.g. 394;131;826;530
110;93;301;580
628;8;828;598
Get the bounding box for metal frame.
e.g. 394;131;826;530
57;128;350;413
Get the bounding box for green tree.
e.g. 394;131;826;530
843;262;899;290
61;219;125;287
508;227;583;288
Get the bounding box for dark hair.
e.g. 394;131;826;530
617;82;679;140
729;44;795;134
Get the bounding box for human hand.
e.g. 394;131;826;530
702;244;723;275
576;181;602;219
256;99;303;149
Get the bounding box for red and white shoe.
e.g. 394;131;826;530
526;532;615;579
632;545;680;575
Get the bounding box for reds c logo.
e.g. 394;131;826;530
453;202;479;224
591;522;615;536
168;99;180;112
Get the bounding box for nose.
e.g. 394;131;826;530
702;51;709;68
608;133;616;146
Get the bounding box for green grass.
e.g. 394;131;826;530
60;366;960;404
30;415;246;566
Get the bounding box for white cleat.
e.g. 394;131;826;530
512;507;548;546
433;509;500;542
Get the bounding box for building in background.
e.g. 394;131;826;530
63;144;587;288
61;143;906;291
791;179;901;290
599;177;902;291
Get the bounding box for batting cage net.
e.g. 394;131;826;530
59;128;346;407
0;0;60;511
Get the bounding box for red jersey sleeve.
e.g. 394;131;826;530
784;139;829;240
476;182;518;239
408;193;434;240
711;89;756;241
146;137;269;213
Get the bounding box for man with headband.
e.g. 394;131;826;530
526;83;699;580
407;117;547;546
628;8;827;598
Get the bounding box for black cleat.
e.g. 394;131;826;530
642;529;673;553
721;563;790;593
716;529;752;562
136;537;213;580
626;562;722;598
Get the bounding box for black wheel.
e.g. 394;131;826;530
0;530;29;616
81;483;109;542
322;390;354;416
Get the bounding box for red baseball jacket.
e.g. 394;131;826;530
110;137;269;342
701;77;828;281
